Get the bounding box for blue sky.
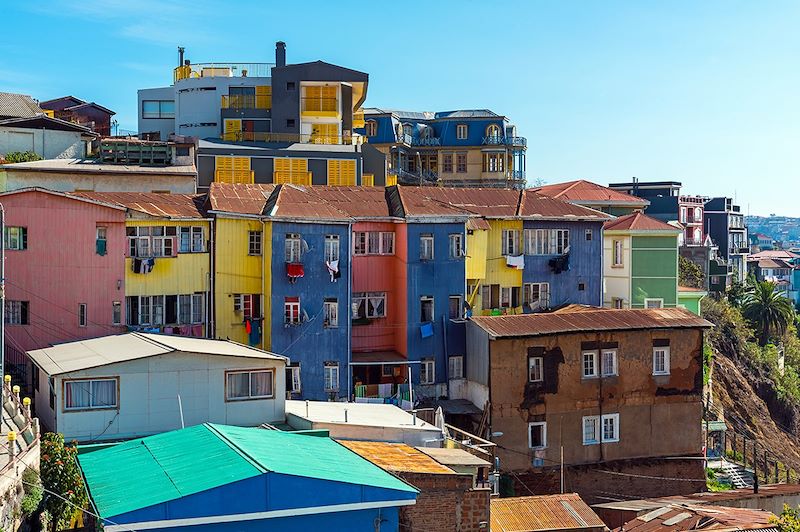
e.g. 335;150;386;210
3;1;798;215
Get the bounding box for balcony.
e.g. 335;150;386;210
301;97;338;116
481;136;527;147
221;94;271;110
173;62;274;82
221;131;363;145
411;137;441;146
388;168;439;185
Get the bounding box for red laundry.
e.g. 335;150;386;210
286;262;305;278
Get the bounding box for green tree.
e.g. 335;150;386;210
742;281;795;346
3;151;42;163
679;256;705;288
772;504;800;531
40;433;87;531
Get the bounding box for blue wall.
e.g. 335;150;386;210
360;114;510;147
404;222;466;385
522;220;604;308
269;221;351;400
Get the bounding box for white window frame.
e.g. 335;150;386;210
285;233;301;263
448;355;464;380
523;283;550;310
528;356;543;382
128;226;175;258
4;226;26;251
500;287;512;308
601;349;617;377
365;120;377;137
112;301;121;326
64;378;118;410
380;232;395;255
456;124;468;140
582;416;600;445
353;231;367;255
612;239;624;266
324;234;340;262
78;303;87;327
448;295;462;320
644;298;664;309
448;233;463;259
582;351;598;378
324;363;340;392
287;365;301;393
653;346;671;375
501;229;520;256
524;228;569;255
421;359;435;384
248;230;262;256
323;299;338;328
528;421;547;450
420;296;434;323
225;369;275;401
602;413;620;442
420;234;434;260
352;292;387;319
585;228;593;241
284;298;301;325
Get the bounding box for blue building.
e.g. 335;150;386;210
79;424;417;532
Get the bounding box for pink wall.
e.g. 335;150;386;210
351;221;407;356
1;191;127;356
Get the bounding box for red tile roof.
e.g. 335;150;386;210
604;212;681;232
271;185;393;220
519;189;611;220
749;250;799;261
491;494;606;531
470;308;712;338
615;503;775;531
74;191;206;218
534;179;649;206
755;258;793;269
206;183;275;215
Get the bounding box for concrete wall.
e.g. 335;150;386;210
0;126;86;159
138;86;175;141
0;168;196;194
604;233;632;307
40;351;285;441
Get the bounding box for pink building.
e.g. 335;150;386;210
0;188;127;385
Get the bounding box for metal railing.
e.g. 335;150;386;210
0;377;40;477
388;168;439;185
394;133;413;145
412;137;442;146
221;131;363;145
444;423;496;458
221;94;271;110
481;136;527;147
301;97;338;113
174;62;274;82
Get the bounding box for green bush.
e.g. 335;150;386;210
20;468;42;515
3;151;42;163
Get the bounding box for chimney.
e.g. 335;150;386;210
178;46;185;68
275;41;286;67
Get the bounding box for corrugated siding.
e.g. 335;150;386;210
465;321;489;386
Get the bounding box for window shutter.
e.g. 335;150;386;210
21;228;27;250
20;301;29;325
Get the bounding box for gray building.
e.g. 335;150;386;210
705;196;749;289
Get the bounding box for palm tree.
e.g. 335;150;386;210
742;280;795;345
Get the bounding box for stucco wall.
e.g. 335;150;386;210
0;168;196;194
0;126;87;159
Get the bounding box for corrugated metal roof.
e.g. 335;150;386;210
749;250;799;260
27;332;285;376
0;92;43;118
616;503;776;531
470;308;713;339
754;258;793;269
415;446;491;467
395;187;521;217
0;158;195;174
491;493;606;531
207;182;275;215
79;423;416;519
396;186;478;218
520;189;612;220
534;180;650;206
339;440;456;474
271;185;393;219
286;400;440;432
466;217;491;231
604;212;681;232
74;192;206;218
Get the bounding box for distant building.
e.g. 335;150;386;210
608;503;774;531
0;92;44;120
78;423;417;531
705;196;749;290
490;494;607;532
748;256;797;302
27;333;287;441
39;96;115;136
464;307;712;503
534;179;649;216
678;286;707;316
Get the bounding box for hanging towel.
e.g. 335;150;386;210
286;262;305;282
420;322;434;338
505;254;525;270
326;260;340;282
245;319;252;334
248;318;262;346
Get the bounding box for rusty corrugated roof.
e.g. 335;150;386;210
471;308;713;339
338;441;456;475
604;212;681;232
395;186;485;218
395;186;521;217
615;503;776;531
466;217;491;231
74;192;206;218
270;185;393;220
491;493;606;531
519;189;612;220
534;179;650;206
207;182;275;216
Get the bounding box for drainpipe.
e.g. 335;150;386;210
209;218;215;338
347;221;353;399
41;127;46;158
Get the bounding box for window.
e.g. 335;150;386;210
612;240;623;266
456;152;467;173
352;292;386;319
653;346;670;375
578;282;586;291
380;232;394;255
248;231;262;256
324;235;340;262
501;229;520;256
601;349;617;376
4;227;27;251
486;124;501;138
645;298;664;309
365;120;377;137
420;234;434;260
233;294;261;319
448;233;463;259
286;364;301;393
142;100;175;119
482;152;504;173
499;287;520;308
127;226;175;258
286;119;296;128
286;82;296;91
353;231;393;255
524;229;570;255
96;226;107;255
324;363;339;392
456;124;468;140
529;356;543;382
191;293;204;323
179;227;205;253
680;207;687;223
353;231;367;255
449;356;464;379
612;298;624;309
583;416;600;445
64;378;118;410
523;283;550;310
4;300;29;325
284;233;301;262
694;207;702;221
78;303;87;327
226;370;274;400
442;153;453;173
583;414;619;444
324;298;338;328
582;351;598;378
585;228;593;241
178;294;191;324
284;297;300;324
528;422;546;449
602;413;620;442
448;295;462;320
420;296;434;322
421;359;435;384
112;301;121;325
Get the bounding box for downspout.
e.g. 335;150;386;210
261;216;267;351
41;127;46;158
209;217;215;338
347;221;353;399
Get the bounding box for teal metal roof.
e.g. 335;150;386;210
79;423;415;519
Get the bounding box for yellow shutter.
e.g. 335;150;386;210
255;86;272;109
215;156;253;184
327;159;356;186
311;123;338;144
223;119;242;141
273;158;311;185
362;173;374;187
386;174;398;187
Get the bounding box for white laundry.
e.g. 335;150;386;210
505;254;525;270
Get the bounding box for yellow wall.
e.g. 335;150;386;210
466;228;488;280
125;219;210;297
213;216;270;349
474;219;523;314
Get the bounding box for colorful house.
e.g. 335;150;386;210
76;192;212;338
603;212;681;309
678;286;707;315
533;179;649;216
78;424;417;531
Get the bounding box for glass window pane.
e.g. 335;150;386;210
227;372;250;398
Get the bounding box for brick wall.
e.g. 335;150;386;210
398;472;490;531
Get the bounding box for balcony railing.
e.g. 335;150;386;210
394;133;413;145
221;94;271;110
301;97;338;113
174;62;274;82
412;137;441;146
221;131;363;145
388;168;439;185
481;136;527;147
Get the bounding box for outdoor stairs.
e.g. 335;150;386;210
719;458;754;489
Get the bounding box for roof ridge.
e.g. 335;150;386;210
131;332;178;353
556;180;583;198
204;423;270;474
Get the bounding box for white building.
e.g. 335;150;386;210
0;115;94;159
27;333;287;442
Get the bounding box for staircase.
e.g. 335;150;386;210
719;458;754;488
